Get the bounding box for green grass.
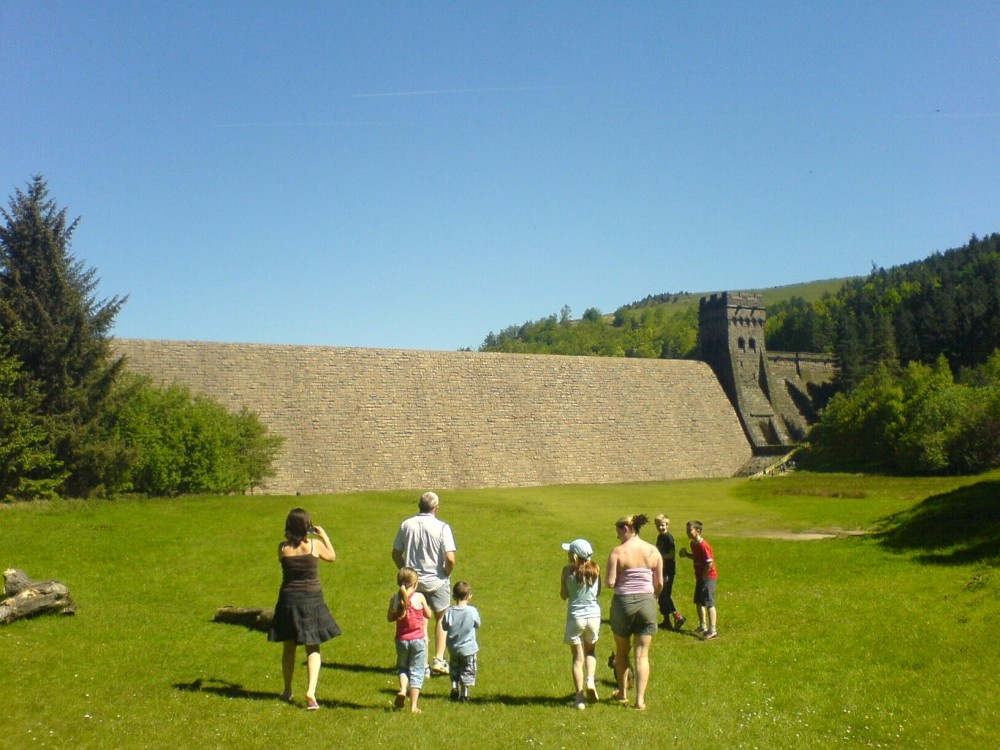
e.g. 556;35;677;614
2;472;998;749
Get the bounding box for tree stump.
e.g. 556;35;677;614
213;605;273;632
1;568;76;625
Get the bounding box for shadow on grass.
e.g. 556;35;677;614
474;692;572;707
323;660;395;675
873;480;1000;564
174;678;274;701
174;678;658;710
374;687;568;708
173;677;367;709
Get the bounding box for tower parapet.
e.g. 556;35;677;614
699;292;791;451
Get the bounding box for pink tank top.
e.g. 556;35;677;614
614;566;654;596
395;594;428;641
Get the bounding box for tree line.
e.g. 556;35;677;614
5;175;997;489
0;177;282;501
482;233;1000;383
479;302;699;359
789;235;1000;473
481;233;1000;475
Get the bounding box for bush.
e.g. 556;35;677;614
109;375;284;496
804;363;904;470
802;351;1000;475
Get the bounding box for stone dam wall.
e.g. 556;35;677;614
112;340;753;495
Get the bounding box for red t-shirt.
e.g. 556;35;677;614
690;538;718;580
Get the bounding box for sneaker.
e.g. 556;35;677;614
431;658;449;675
673;615;686;630
449;688;459;702
702;630;719;640
394;692;406;709
586;685;599;703
693;624;707;636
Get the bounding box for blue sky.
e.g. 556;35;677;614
3;2;998;351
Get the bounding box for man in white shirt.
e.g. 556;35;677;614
392;491;457;675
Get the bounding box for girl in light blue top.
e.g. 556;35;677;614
560;538;602;710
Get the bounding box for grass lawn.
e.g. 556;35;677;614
1;471;998;749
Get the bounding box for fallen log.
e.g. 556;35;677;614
213;605;273;632
1;568;76;625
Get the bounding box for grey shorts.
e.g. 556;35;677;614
419;580;452;613
694;578;717;607
449;652;478;686
610;594;658;638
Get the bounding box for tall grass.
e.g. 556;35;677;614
1;472;997;749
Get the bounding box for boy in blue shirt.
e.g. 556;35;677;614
442;580;481;702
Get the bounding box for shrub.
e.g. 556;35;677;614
110;374;283;496
804;351;1000;475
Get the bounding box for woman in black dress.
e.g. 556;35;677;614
268;508;340;709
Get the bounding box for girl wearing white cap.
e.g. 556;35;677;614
560;538;602;710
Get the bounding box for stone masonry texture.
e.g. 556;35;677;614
112;339;752;495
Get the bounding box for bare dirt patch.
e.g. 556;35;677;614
744;529;869;541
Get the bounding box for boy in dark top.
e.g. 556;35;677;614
654;515;686;630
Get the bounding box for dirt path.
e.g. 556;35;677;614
721;529;870;541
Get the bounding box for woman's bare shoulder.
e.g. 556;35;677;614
278;540;309;557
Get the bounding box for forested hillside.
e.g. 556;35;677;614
480;234;1000;383
480;234;1000;476
829;234;1000;386
479;282;848;359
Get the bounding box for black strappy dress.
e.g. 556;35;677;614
267;545;341;645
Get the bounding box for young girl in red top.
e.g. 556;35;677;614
387;567;433;713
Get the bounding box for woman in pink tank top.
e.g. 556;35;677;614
605;514;663;711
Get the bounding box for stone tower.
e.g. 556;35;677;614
699;292;792;451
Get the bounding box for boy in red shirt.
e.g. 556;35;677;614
680;520;719;640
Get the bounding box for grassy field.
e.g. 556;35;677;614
2;471;998;749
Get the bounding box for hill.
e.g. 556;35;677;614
479;277;853;358
621;277;850;312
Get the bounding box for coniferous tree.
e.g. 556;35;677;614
0;176;127;496
0;342;62;500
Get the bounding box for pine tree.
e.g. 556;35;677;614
0;176;127;496
0;344;62;500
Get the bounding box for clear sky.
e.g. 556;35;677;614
3;2;998;351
